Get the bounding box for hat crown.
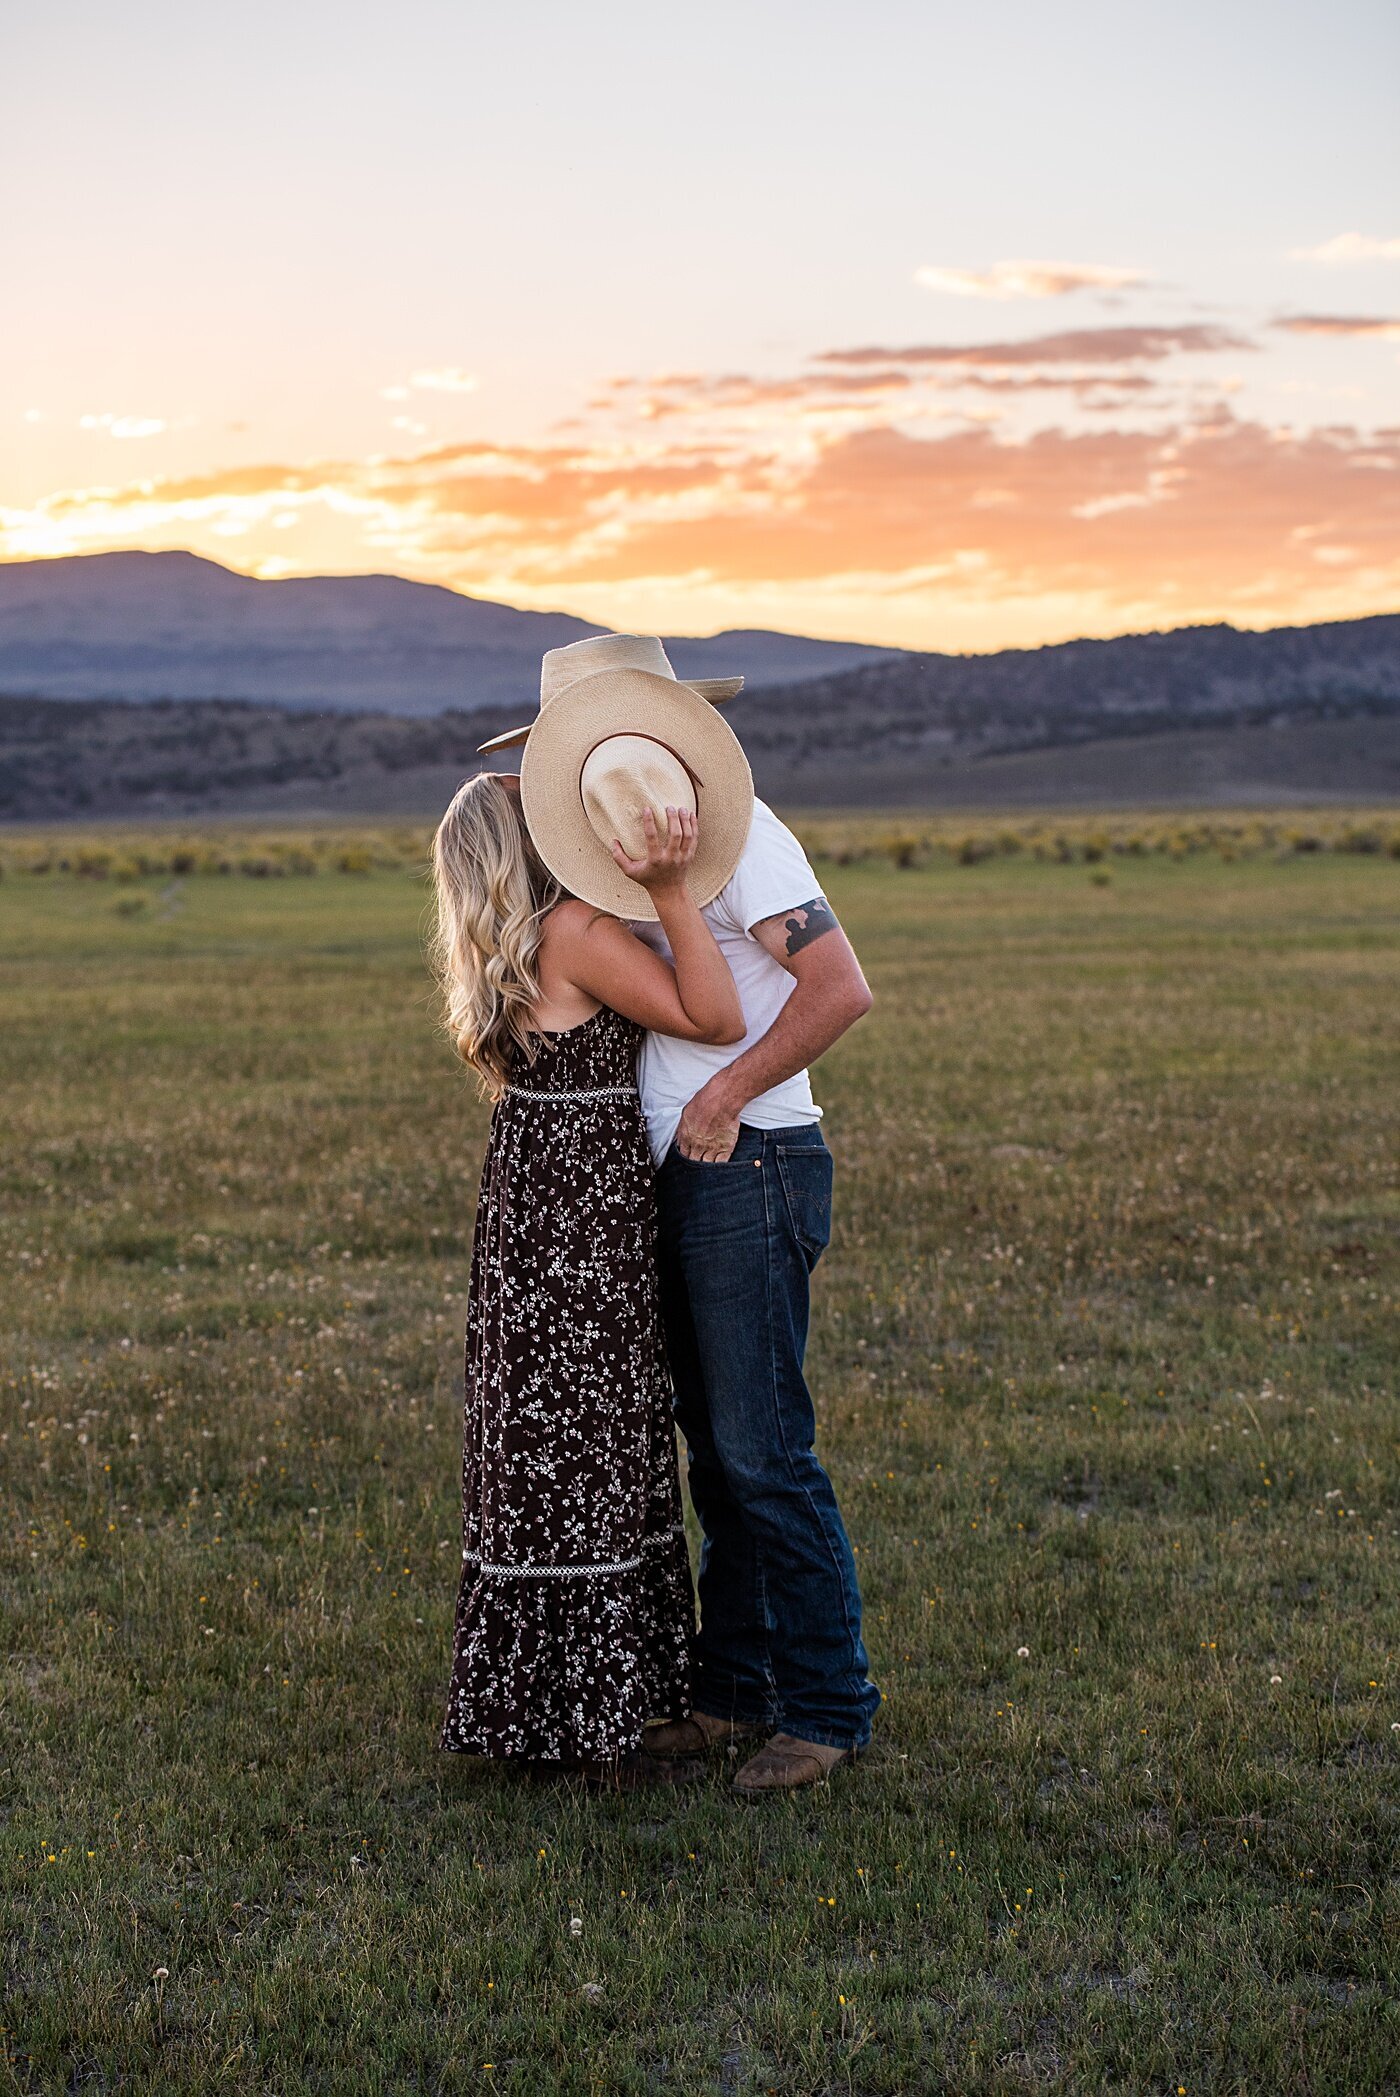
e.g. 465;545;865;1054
579;734;696;862
541;633;676;708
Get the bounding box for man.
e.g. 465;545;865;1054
634;799;881;1794
487;630;880;1794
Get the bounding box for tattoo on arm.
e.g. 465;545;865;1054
781;896;839;957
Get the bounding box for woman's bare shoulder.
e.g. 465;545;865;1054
540;898;618;950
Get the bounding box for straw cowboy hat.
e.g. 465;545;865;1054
479;634;754;921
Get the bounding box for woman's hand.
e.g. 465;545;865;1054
609;805;698;893
555;801;743;1044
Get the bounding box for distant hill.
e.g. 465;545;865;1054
0;551;892;713
737;612;1400;801
0;559;1395;819
3;681;1398;828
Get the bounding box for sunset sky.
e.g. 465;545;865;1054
3;0;1399;650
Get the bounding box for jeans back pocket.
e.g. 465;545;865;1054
775;1143;833;1269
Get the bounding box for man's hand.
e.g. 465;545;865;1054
677;1072;745;1163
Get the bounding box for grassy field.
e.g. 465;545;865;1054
2;837;1398;2095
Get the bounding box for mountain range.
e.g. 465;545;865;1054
734;609;1400;800
0;552;1396;817
0;551;890;713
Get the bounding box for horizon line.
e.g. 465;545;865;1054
2;543;1396;661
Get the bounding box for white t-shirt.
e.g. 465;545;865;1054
632;799;825;1166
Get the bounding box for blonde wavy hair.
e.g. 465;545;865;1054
429;773;562;1098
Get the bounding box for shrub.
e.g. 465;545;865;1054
952;834;985;866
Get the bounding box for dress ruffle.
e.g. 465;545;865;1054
441;1534;694;1759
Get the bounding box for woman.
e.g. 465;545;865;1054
430;770;743;1787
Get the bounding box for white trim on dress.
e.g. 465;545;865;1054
462;1525;686;1578
504;1085;638;1103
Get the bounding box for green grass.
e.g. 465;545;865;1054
3;846;1398;2095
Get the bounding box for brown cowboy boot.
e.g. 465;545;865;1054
643;1710;768;1760
732;1732;854;1797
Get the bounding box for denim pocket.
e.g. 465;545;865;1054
775;1143;833;1269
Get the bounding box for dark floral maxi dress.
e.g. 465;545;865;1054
440;1004;694;1762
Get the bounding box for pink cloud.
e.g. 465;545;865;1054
816;324;1255;368
1274;314;1400;339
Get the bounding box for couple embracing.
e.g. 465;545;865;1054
430;634;880;1795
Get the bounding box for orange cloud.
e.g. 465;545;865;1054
3;327;1396;652
604;366;1161;418
1274;314;1400;339
472;413;1394;601
89;462;348;510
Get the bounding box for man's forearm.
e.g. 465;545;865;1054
710;975;870;1110
676;925;872;1162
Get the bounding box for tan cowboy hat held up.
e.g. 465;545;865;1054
503;634;754;921
476;632;743;754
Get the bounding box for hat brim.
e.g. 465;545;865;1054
519;668;754;921
476;674;743;756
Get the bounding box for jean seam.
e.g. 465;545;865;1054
694;1535;779;1716
754;1553;778;1704
690;1510;777;1718
760;1150;865;1701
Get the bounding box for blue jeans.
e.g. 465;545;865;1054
655;1124;881;1751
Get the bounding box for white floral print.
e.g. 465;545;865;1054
440;1006;693;1760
